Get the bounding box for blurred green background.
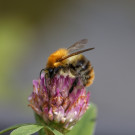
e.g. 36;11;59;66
0;0;135;135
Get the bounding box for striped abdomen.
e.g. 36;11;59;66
69;55;94;87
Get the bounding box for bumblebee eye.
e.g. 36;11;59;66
49;68;53;72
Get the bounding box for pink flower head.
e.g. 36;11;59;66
28;73;90;133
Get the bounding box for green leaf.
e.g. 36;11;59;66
34;113;63;135
0;124;29;134
47;127;63;135
52;129;63;135
66;103;97;135
10;124;43;135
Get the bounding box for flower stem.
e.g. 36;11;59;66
45;127;54;135
39;127;54;135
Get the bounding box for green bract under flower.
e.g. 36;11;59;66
28;74;90;134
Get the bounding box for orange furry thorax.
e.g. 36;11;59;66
46;48;68;68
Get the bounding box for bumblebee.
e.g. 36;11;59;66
40;39;95;92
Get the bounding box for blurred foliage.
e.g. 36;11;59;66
0;17;32;100
0;0;48;24
0;0;67;25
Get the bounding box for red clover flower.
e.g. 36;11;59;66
28;73;90;134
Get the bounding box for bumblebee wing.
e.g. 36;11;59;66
57;47;95;62
67;39;88;53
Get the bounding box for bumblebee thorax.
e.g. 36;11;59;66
46;48;68;68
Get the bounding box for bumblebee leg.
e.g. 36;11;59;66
45;73;48;89
69;77;78;93
40;68;46;79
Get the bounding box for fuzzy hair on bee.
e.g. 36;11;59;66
40;39;95;91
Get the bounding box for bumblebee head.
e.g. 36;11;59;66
40;68;54;79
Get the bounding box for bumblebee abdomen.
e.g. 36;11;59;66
69;55;94;87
